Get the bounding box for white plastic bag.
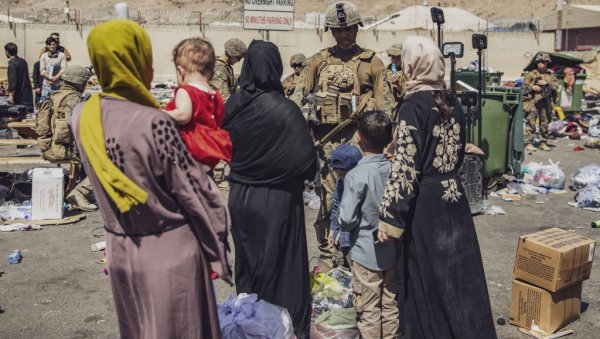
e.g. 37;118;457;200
570;164;600;190
575;184;600;208
532;160;565;190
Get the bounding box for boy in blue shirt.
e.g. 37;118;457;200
328;144;362;269
339;110;398;338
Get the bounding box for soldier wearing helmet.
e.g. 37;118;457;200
303;1;390;272
385;43;406;118
282;53;307;107
523;52;557;152
35;65;98;211
210;38;247;103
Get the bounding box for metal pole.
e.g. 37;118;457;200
450;55;456;94
477;49;483;148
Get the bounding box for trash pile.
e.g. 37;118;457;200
151;81;176;108
309;267;360;338
217;293;295;339
548;112;600;147
510;228;596;335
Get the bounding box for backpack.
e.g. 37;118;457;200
35;90;79;161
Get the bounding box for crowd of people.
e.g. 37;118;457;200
0;1;523;338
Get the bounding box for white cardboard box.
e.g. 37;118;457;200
31;168;64;220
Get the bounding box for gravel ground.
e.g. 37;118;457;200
0;136;599;338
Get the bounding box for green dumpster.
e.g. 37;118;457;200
470;87;524;177
456;70;504;89
556;72;586;114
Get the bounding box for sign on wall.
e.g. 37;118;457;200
243;0;295;31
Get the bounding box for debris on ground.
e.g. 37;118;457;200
0;223;41;232
8;249;22;264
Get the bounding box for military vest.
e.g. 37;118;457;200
312;49;376;124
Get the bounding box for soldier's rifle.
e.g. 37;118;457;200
313;91;374;149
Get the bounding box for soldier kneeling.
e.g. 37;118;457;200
36;65;98;212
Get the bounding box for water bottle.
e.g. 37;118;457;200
391;64;397;75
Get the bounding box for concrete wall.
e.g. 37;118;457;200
1;23;554;81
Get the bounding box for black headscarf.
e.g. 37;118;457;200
223;40;316;186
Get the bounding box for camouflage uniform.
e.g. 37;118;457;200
210;38;247;103
303;1;390;269
385;66;406;120
523;53;557;147
36;65;96;211
211;59;237;103
283;53;307;107
384;43;406;120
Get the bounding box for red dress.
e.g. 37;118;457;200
165;84;232;169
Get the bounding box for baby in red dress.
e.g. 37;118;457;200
164;38;232;171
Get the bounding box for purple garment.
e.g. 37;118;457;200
71;97;232;339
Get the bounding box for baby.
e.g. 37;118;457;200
164;38;232;170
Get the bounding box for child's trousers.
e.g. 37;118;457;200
352;261;399;339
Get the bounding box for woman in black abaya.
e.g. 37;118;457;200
222;40;316;339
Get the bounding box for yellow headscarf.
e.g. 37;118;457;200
79;20;159;213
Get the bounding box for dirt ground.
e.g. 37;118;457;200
0;136;599;338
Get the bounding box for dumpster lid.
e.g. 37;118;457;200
523;52;583;72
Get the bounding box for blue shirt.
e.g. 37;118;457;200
339;154;396;271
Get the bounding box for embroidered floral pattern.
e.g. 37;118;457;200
432;117;461;173
441;179;462;202
380;120;419;215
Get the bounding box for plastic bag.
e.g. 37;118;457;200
570;164;600;190
522;162;543;184
310;267;353;318
585;137;600;149
217;293;294;339
531;160;565;189
548;120;568;136
575;184;600;208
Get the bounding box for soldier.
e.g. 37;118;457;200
35;65;97;211
210;38;247;103
523;52;557;152
303;1;389;270
385;43;406;118
283;53;307;107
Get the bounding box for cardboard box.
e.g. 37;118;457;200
513;228;595;292
510;279;581;334
31;168;64;220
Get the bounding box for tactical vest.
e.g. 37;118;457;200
35;88;81;161
312;50;375;124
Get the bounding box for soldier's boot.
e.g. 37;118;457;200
538;143;551;151
66;190;98;212
525;144;537;153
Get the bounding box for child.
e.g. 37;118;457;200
328;144;363;269
339;110;398;339
164;38;232;170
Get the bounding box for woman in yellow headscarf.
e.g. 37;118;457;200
71;20;231;338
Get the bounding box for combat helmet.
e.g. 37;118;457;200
324;1;364;32
290;53;307;67
387;43;403;57
535;52;551;63
61;65;92;85
224;38;247;59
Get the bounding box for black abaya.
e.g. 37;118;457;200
379;91;497;339
223;40;316;339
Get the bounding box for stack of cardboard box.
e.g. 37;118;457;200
510;228;596;334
